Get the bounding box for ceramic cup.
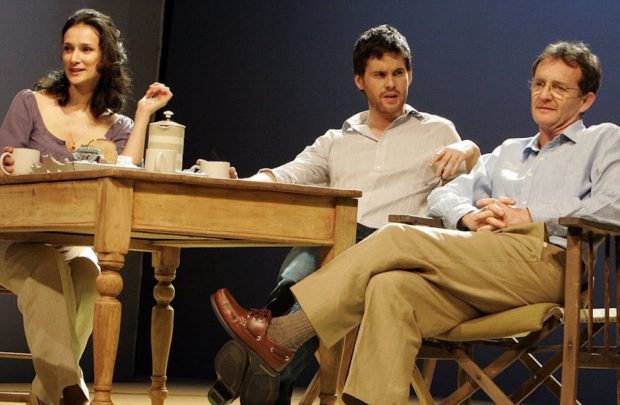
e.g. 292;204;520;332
145;148;176;173
0;148;41;175
189;160;231;179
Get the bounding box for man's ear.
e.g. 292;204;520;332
579;92;596;115
354;74;365;92
408;69;413;87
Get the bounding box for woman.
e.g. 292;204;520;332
0;8;172;405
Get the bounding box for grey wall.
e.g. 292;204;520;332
0;0;165;382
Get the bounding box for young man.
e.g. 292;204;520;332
208;24;480;405
211;40;620;404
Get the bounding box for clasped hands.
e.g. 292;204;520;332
460;197;532;232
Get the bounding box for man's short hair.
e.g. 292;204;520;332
352;24;412;76
531;41;601;94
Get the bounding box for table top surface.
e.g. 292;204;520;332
0;167;362;198
0;168;361;250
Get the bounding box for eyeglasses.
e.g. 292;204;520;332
528;79;582;100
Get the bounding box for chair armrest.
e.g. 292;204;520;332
559;217;620;236
388;214;445;229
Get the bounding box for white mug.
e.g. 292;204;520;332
145;148;176;173
190;160;231;179
0;148;40;175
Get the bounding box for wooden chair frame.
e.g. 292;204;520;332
302;215;620;404
560;217;620;404
0;285;32;403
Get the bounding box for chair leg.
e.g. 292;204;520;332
299;372;320;405
421;359;437;387
301;327;359;404
617;369;620;405
457;347;472;405
411;364;436;405
440;345;521;405
513;350;563;401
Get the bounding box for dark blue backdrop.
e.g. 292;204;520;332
135;1;620;402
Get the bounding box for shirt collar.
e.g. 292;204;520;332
342;104;423;133
523;119;586;157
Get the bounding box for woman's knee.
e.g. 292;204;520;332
6;243;63;277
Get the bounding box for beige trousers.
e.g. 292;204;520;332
0;242;99;405
292;222;565;404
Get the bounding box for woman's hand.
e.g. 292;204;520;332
124;83;173;164
1;146;15;175
136;82;173;117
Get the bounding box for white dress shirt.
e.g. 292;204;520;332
263;105;462;229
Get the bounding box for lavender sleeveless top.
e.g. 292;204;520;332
0;89;133;161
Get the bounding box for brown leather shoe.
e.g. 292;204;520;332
210;288;293;375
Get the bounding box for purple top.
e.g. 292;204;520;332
0;89;133;161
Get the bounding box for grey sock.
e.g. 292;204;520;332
267;309;316;351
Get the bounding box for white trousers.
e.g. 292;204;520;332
0;242;99;405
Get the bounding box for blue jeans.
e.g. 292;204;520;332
264;223;376;404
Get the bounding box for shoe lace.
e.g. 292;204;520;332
248;308;271;321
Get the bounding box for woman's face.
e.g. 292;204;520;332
62;23;103;90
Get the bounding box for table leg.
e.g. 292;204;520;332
302;200;357;403
92;177;133;405
149;247;180;405
91;252;125;405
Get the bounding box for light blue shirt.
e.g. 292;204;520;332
428;120;620;247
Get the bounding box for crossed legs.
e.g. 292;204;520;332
0;243;99;405
212;222;565;404
292;223;565;403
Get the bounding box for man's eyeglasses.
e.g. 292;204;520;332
528;79;582;100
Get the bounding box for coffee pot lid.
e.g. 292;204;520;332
151;110;186;128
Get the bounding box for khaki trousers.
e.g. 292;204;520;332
292;222;565;405
0;242;99;405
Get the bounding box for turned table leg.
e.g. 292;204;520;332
91;252;125;405
91;177;133;405
149;247;180;405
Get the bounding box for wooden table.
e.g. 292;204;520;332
0;169;360;405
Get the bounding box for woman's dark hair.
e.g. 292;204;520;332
35;8;132;118
352;24;412;77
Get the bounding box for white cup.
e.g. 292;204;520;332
0;148;41;175
145;148;176;173
190;160;231;179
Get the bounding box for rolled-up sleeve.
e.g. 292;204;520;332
269;131;332;185
428;152;496;229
